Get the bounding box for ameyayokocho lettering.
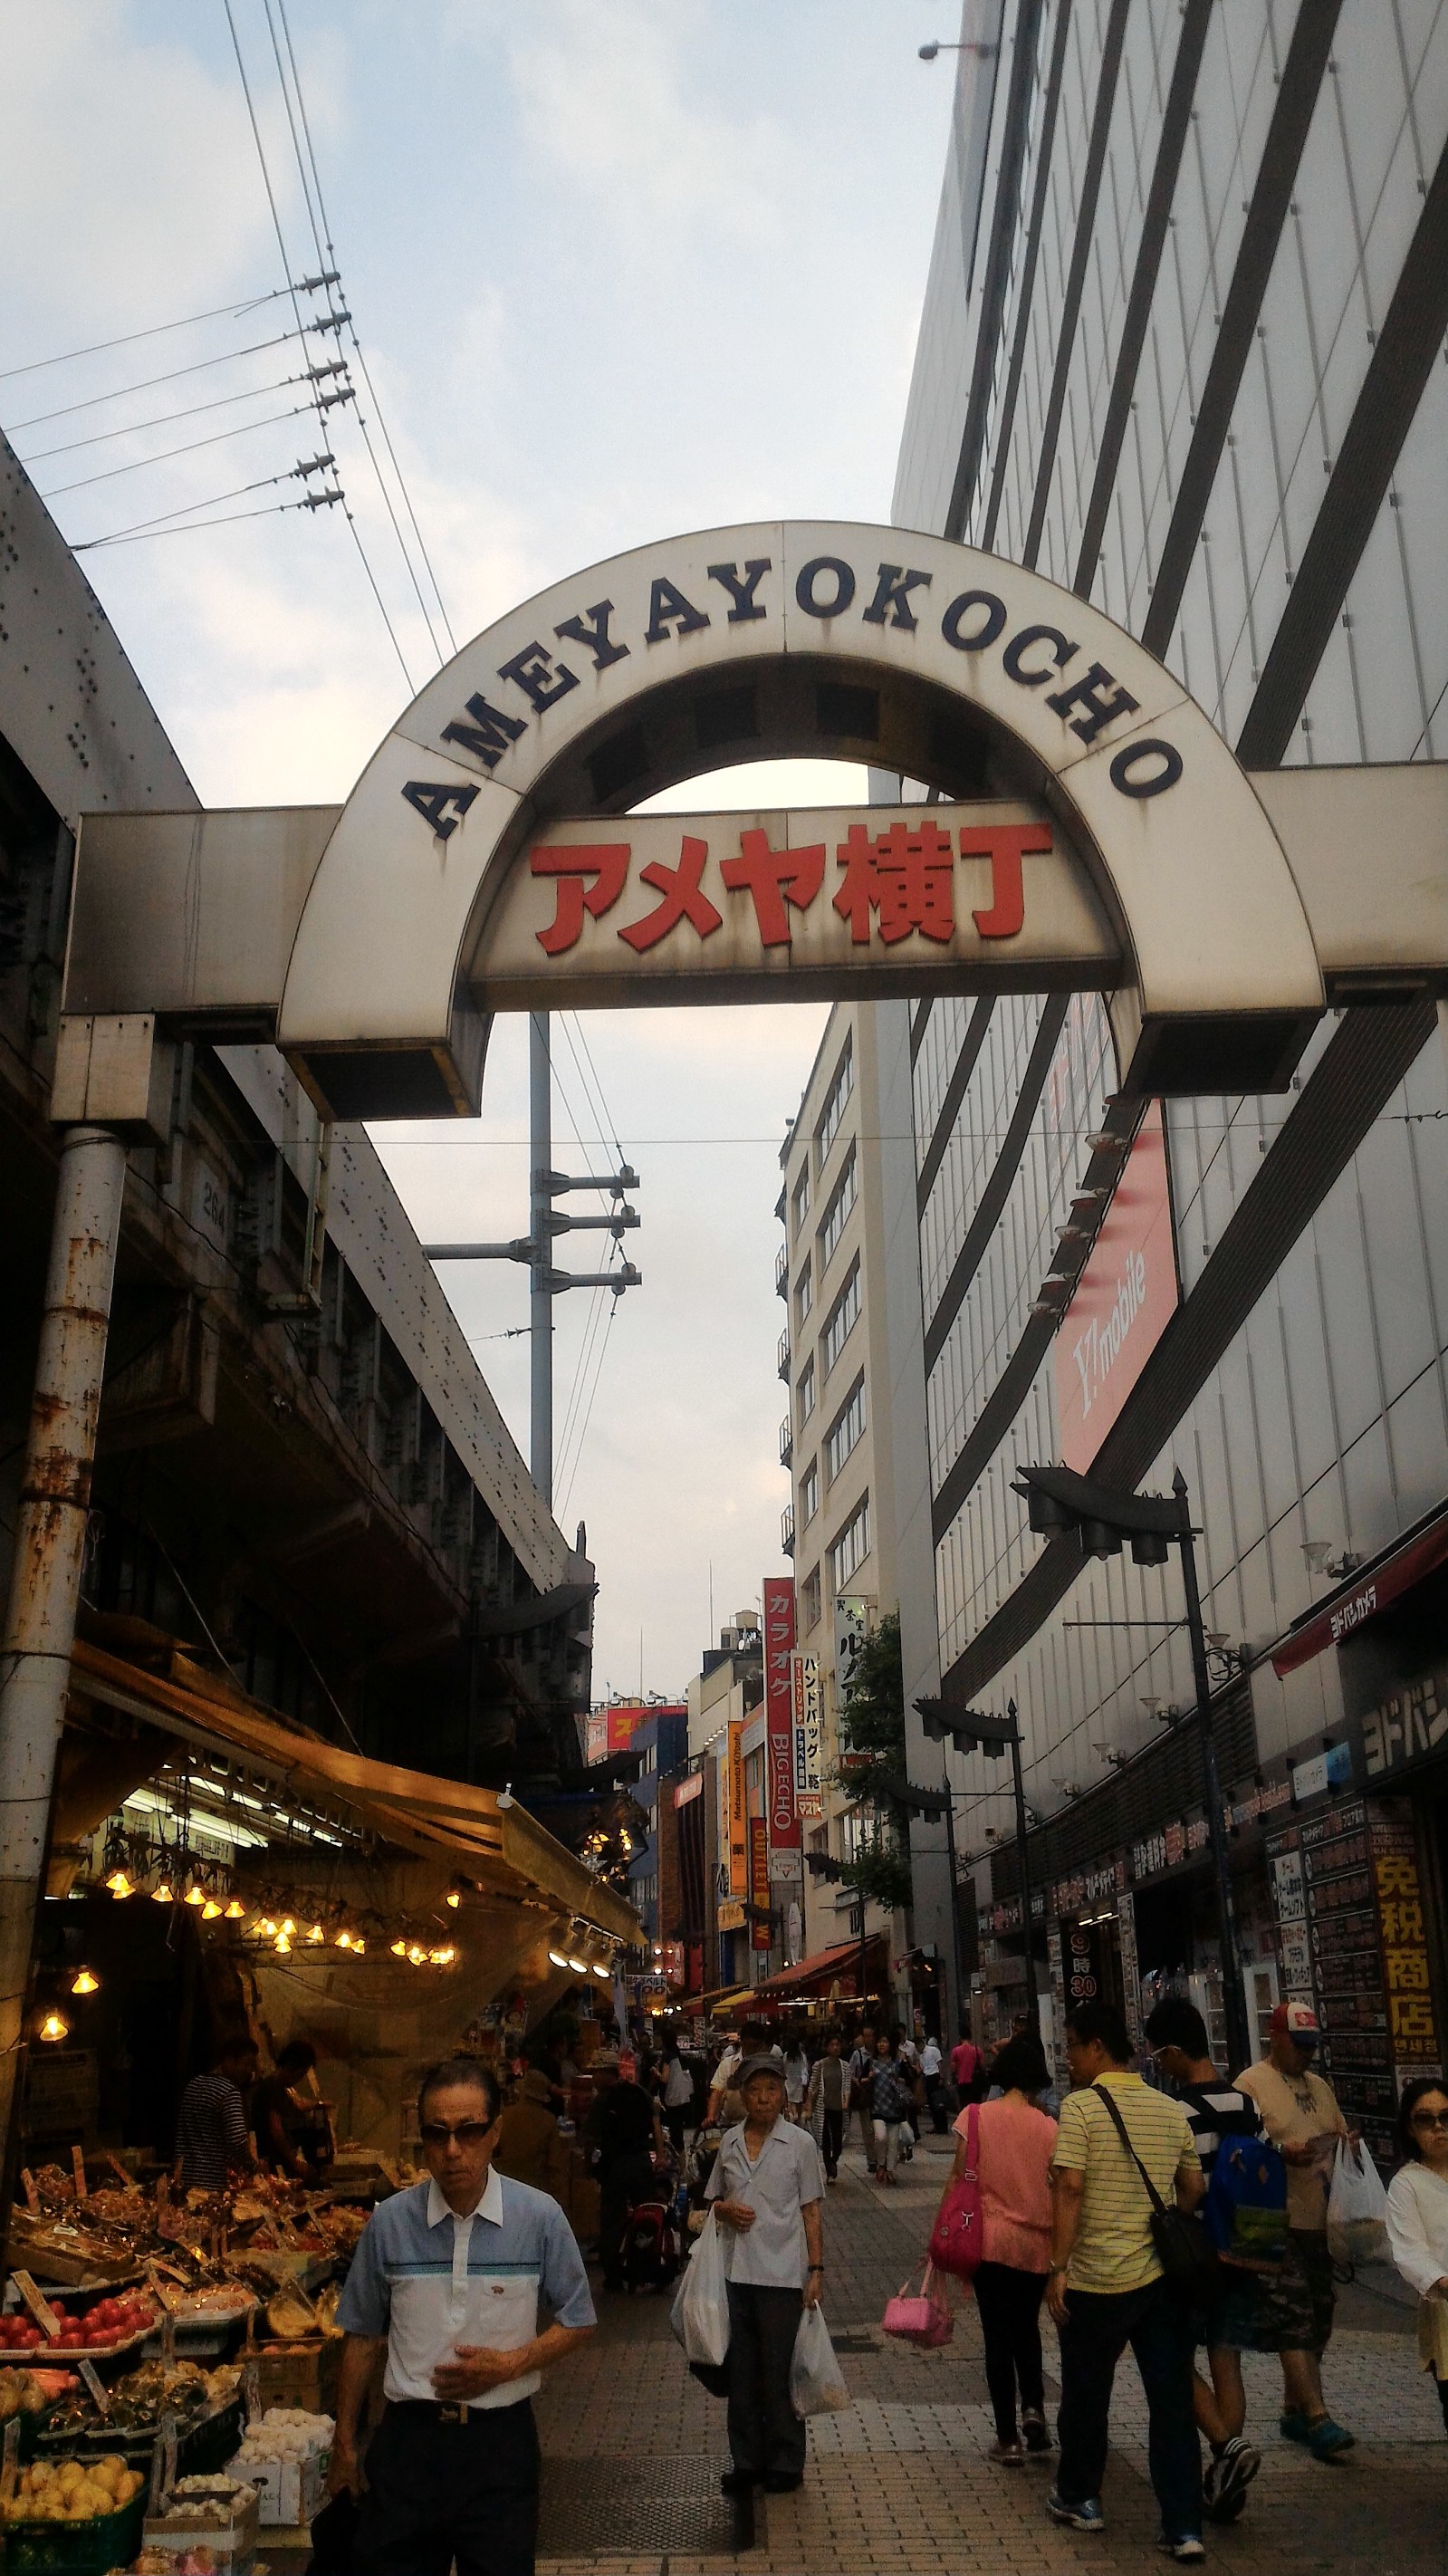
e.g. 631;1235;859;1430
404;554;1185;831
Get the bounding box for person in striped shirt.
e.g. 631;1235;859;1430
1047;2001;1205;2559
1145;1997;1266;2524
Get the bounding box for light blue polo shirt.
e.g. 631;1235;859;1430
337;2167;595;2409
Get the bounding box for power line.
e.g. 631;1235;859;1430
41;401;317;498
273;0;457;655
74;497;328;553
220;0;414;690
0;285;305;383
5;331;304;432
19;371;322;465
560;1293;620;1516
74;457;336;549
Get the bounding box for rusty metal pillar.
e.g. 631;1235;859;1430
0;1121;128;2161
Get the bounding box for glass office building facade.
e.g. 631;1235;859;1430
886;0;1448;2130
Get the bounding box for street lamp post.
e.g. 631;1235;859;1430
1004;1700;1039;2014
916;1703;1038;2020
1014;1462;1251;2077
1173;1469;1251;2076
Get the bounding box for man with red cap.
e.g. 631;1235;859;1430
1236;2002;1354;2459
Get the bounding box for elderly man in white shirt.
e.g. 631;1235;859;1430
706;2052;825;2497
332;2056;594;2575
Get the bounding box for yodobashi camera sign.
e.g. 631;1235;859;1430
1054;1103;1180;1473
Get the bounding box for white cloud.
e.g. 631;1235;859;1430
2;3;954;1696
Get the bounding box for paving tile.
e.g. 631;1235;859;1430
533;2134;1444;2573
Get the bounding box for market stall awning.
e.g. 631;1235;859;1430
66;1635;638;1942
693;1985;753;2019
753;1939;884;1999
1270;1504;1448;1676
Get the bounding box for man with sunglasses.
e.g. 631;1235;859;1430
331;2055;595;2576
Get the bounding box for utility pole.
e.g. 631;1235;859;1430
0;1120;129;2194
529;1014;552;1504
423;1010;641;1508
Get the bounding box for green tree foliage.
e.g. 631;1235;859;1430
832;1611;914;1912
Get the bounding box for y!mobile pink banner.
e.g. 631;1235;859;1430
1054;1102;1179;1473
762;1575;800;1849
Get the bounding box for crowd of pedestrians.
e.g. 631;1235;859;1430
321;1993;1446;2573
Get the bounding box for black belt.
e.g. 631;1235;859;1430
388;2397;532;2428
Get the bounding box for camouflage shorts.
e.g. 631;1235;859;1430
1203;2230;1334;2355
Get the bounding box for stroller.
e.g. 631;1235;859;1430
619;2185;683;2292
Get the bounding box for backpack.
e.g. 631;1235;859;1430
1204;2134;1289;2268
621;2199;680;2292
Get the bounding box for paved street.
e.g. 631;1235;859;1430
535;2132;1445;2576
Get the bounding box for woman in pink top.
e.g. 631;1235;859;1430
938;2033;1057;2464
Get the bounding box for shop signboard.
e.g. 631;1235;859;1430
1369;1803;1443;2081
674;1771;703;1808
762;1575;800;1849
749;1817;772;1952
717;1898;746;1932
791;1651;823;1820
725;1720;749;1895
1117;1891;1142;2048
833;1595;871;1704
585;1703;651;1764
663;1940;686;1986
1055;1101;1179;1474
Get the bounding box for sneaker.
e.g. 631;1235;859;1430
1048;2494;1105;2531
990;2437;1024;2465
1279;2409;1312;2445
1204;2435;1260;2519
1021;2412;1052;2456
1308;2415;1355;2460
1156;2536;1205;2562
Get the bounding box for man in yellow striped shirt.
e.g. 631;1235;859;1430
1047;2002;1204;2558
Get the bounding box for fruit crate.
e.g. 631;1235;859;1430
253;2338;340;2413
2;2487;146;2574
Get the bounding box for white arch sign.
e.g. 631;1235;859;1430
64;523;1447;1124
275;522;1321;1115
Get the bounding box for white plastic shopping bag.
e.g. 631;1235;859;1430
788;2302;849;2417
1326;2137;1389;2266
669;2206;731;2366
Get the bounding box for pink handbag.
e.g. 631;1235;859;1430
929;2102;983;2281
882;2259;954;2347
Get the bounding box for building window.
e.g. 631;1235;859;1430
823;1374;866;1485
791;1166;810;1237
819;1143;858;1270
829;1494;870;1592
795;1258;812;1326
797;1357;816;1425
801;1457;820;1525
815;1035;854;1168
800;1564;821;1631
821;1258;860;1375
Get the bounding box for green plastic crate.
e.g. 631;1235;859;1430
3;2487;145;2572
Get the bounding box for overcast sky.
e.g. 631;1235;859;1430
1;2;957;1697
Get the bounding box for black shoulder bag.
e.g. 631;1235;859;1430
1090;2083;1219;2302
